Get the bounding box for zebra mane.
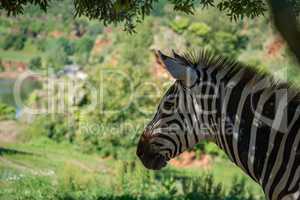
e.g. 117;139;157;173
176;49;268;76
175;49;300;102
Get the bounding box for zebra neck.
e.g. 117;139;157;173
207;67;259;178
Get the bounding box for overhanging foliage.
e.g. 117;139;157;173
1;0;298;32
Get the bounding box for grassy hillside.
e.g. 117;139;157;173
0;137;264;200
1;0;299;199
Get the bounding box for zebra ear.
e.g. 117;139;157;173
157;50;198;87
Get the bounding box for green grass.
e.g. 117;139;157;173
0;43;46;63
0;137;264;200
1;138;110;171
167;159;263;195
0;49;35;62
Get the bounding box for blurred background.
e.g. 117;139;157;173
0;0;299;199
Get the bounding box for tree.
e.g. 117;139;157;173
75;36;94;54
57;38;75;56
0;59;5;72
0;101;15;120
1;34;27;50
1;0;300;63
29;56;42;71
0;0;269;32
47;46;71;72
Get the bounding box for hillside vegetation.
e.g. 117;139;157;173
1;0;299;199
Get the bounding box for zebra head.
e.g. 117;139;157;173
137;50;213;170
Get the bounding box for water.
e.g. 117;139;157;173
0;78;41;112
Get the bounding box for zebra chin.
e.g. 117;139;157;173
138;153;168;170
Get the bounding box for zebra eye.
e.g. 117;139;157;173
163;95;177;111
163;101;174;110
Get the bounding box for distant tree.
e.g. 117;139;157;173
0;101;15;120
1;0;300;63
0;0;269;30
0;59;5;72
13;35;27;50
72;36;94;66
57;38;75;56
170;17;190;34
75;36;94;54
87;23;103;37
1;35;16;50
47;46;71;72
188;22;211;37
29;57;42;71
29;20;44;37
211;31;240;58
1;34;27;50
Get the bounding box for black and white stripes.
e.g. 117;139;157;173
137;50;300;200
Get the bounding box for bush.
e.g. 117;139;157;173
0;167;263;200
87;23;103;37
57;37;75;56
188;22;211;37
46;46;71;72
111;161;263;200
36;38;47;52
211;31;239;58
169;17;190;34
75;36;94;54
204;143;226;158
29;21;44;37
0;176;56;200
1;34;27;50
72;36;95;64
0;59;5;72
29;57;43;71
118;19;154;66
1;35;16;50
0;102;15;120
23;115;75;143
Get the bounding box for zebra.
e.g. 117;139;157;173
136;50;300;200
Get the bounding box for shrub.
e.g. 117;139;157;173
57;37;75;56
0;175;56;200
0;101;15;120
29;21;44;37
169;17;190;34
204;143;226;158
1;34;27;50
87;23;103;37
46;46;71;72
0;59;5;72
211;31;239;58
226;177;258;200
112;161;263;200
0;159;263;200
36;38;47;52
29;57;43;71
73;36;95;64
75;36;94;54
1;35;17;50
23;115;75;142
118;19;154;66
188;22;211;37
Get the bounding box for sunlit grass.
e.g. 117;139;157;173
0;137;264;199
0;49;37;62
